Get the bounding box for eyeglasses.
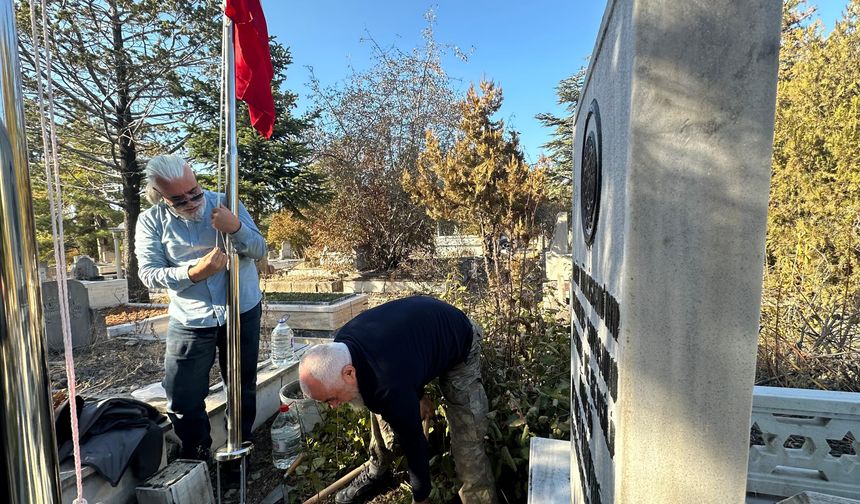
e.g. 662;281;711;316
158;185;204;209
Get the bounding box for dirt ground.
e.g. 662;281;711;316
103;305;168;326
46;300;398;503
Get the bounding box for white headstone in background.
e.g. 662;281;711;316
569;1;782;503
42;279;93;350
550;212;571;255
280;241;294;260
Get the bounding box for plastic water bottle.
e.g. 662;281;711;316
270;316;297;367
271;402;302;469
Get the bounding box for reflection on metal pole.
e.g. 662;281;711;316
0;0;62;501
224;13;243;455
215;12;251;504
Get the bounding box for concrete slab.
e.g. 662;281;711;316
108;314;170;339
527;438;570;504
778;492;860;504
262;294;368;331
80;278;128;309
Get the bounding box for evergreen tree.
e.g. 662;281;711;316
759;0;860;390
405;81;546;336
535;67;585;204
185;42;327;221
18;0;220;301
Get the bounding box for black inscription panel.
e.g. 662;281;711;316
572;375;602;504
571;262;621;504
572;262;620;340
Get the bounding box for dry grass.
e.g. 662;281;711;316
757;278;860;392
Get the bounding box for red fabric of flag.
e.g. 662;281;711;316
225;0;275;139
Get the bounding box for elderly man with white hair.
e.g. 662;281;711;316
134;155;266;466
299;296;498;504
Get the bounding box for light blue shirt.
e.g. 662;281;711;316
135;190;266;327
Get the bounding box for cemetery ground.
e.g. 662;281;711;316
44;264;859;503
45;270;572;504
48;289;860;503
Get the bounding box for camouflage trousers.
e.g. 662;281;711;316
370;321;498;504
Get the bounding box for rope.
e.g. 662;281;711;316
28;2;87;502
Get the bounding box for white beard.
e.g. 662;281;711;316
348;392;365;411
171;201;206;222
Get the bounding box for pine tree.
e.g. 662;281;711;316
405;81;546;337
759;0;860;390
535;67;585;204
18;0;220;301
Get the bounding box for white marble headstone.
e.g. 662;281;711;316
569;1;782;503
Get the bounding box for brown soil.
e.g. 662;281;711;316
104;305;168;326
205;419;409;504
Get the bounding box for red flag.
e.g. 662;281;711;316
225;0;275;139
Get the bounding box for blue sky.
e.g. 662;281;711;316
261;1;849;164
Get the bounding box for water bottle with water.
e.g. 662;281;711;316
271;402;302;469
270;316;297;367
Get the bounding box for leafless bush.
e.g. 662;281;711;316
758;260;860;391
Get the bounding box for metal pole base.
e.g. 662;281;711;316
214;441;253;462
215;441;254;504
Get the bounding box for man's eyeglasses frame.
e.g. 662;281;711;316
157;185;204;209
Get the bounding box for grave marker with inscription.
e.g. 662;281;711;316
569;1;782;503
42;279;93;351
71;254;100;280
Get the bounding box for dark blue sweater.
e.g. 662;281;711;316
334;296;474;501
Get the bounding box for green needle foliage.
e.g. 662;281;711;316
184;41;328;222
759;0;860;391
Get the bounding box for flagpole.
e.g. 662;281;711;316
0;0;63;501
215;9;252;504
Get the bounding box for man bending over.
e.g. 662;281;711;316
299;296;498;504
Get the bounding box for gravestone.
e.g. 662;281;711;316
353;244;370;271
71;254;100;280
550;212;571;255
42;279;93;351
279;241;294;260
546;212;573;312
569;1;781;503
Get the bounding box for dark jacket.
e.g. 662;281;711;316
334;296;473;501
55;396;165;486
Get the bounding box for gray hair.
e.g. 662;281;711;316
144;155;189;205
299;342;352;397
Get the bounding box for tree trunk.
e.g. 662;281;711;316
112;3;149;302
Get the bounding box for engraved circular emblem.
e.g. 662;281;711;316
580;99;602;246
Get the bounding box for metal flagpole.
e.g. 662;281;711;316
215;9;252;504
0;0;63;501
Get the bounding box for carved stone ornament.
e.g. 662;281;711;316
580;99;602;247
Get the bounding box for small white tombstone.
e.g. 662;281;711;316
280;241;294;259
